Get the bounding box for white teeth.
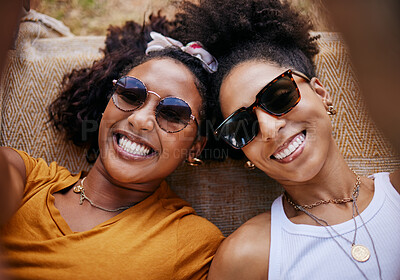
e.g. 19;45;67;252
273;133;305;160
118;135;152;156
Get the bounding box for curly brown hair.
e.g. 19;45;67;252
48;13;213;162
171;0;320;159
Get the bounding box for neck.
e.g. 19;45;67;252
81;160;164;210
280;144;375;225
282;144;359;208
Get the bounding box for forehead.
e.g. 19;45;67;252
126;58;202;106
220;61;286;116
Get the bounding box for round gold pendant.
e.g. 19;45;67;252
351;244;370;262
73;185;83;193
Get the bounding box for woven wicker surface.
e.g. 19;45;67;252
1;16;399;236
0;13;103;174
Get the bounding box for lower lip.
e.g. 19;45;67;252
112;134;157;161
274;136;306;164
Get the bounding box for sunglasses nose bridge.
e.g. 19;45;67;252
255;108;286;141
148;90;161;100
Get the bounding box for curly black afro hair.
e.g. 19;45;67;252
48;13;213;162
173;0;319;75
171;0;320;159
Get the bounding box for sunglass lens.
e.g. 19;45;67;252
218;110;258;149
156;97;192;132
260;75;300;115
114;77;147;110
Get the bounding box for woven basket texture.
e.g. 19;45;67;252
1;12;399;236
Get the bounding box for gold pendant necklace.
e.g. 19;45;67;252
284;173;383;279
73;177;135;212
351;244;370;262
284;173;372;263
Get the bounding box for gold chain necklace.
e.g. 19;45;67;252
73;177;135;212
283;174;383;279
284;175;361;210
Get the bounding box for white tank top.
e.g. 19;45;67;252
269;172;400;280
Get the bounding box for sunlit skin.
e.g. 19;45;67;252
218;60;372;209
51;58;204;232
97;58;202;188
208;60;393;280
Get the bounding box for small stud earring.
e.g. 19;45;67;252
244;160;255;170
186;157;203;166
327;105;337;115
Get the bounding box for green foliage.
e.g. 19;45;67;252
79;0;95;9
33;0;329;35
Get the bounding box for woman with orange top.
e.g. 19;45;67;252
0;15;223;279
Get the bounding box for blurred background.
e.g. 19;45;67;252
30;0;331;35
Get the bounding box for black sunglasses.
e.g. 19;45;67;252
112;76;198;133
214;69;310;149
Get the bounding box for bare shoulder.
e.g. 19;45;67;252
208;211;271;280
0;147;25;180
389;169;400;194
0;147;26;225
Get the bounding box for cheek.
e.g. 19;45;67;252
300;90;327;114
161;129;196;157
242;141;265;163
298;95;319;112
242;143;284;179
98;102;117;146
97;120;111;157
180;121;198;140
220;102;234;119
219;90;236;118
294;94;331;127
304;101;332;135
100;99;116;123
157;137;191;171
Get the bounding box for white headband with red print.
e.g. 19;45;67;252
145;31;218;73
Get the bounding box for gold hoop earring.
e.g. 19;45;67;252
186;157;203;167
244;160;255;170
327;105;337;115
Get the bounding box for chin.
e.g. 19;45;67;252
263;153;326;184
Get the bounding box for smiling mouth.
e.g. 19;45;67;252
272;131;306;160
115;133;156;157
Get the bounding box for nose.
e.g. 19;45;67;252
255;108;286;142
127;102;156;132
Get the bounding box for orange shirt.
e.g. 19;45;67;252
0;150;224;279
